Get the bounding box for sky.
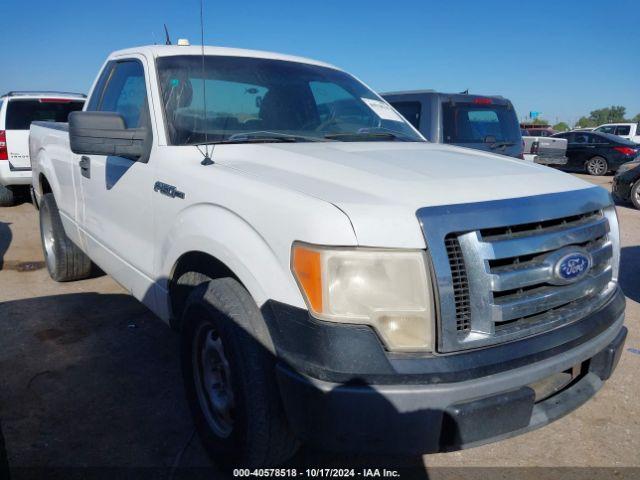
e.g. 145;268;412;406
2;0;639;125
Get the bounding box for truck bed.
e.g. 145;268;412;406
523;135;568;165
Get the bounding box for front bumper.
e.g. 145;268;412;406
0;161;32;186
612;174;634;201
269;289;626;454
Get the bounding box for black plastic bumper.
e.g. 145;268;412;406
276;324;626;454
612;176;633;201
264;287;627;454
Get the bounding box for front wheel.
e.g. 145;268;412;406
631;181;640;210
180;278;298;469
585;156;608;176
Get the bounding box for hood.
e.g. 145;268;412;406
218;141;597;248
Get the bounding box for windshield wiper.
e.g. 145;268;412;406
188;131;327;146
223;131;326;144
488;141;516;149
324;131;413;142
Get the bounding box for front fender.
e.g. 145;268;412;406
157;203;306;320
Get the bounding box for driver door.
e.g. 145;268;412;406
77;56;156;299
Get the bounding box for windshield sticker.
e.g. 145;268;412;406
361;98;405;122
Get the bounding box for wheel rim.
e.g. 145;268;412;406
193;323;235;438
40;207;56;273
634;185;640;205
588;158;607;175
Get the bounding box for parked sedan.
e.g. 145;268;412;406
551;131;639;175
612;160;640;209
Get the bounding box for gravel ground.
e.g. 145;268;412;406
0;174;638;478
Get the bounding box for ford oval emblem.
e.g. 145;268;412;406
555;252;591;283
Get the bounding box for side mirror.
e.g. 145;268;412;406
69;111;149;161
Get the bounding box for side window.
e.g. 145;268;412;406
597;125;616;134
591;134;609;144
616;125;631;136
98;60;149;128
86;62;114;112
573;133;590;144
391;102;421;130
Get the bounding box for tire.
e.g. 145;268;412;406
585;156;608;176
0;185;15;207
631;181;640;210
181;278;298;469
39;193;92;282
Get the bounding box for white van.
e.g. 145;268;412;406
0;91;85;205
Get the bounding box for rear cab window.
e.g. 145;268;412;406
5;98;84;130
390;102;422;130
442;100;520;144
615;125;631;136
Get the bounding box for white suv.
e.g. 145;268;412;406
594;123;640;143
0;91;85;206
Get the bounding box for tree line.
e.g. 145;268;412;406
529;106;639;132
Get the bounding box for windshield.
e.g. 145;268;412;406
442;102;520;144
156;55;423;144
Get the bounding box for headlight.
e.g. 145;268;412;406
291;243;434;352
617;161;640;175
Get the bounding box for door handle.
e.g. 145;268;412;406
79;156;91;179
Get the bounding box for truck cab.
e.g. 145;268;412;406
382;90;524;159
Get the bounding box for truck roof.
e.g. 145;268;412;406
109;44;338;70
1;91;86;99
381;90;507;101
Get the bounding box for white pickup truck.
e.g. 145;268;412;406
30;44;626;468
521;131;568;166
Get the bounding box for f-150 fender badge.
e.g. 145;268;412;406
154;181;185;199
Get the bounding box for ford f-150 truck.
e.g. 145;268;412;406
30;45;626;469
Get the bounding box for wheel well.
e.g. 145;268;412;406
168;251;240;329
40;174;52;195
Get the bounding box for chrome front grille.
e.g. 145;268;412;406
417;188;619;353
445;236;471;332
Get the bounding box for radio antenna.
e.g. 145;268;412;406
197;0;214;165
164;24;172;45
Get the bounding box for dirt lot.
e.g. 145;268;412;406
0;174;639;478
